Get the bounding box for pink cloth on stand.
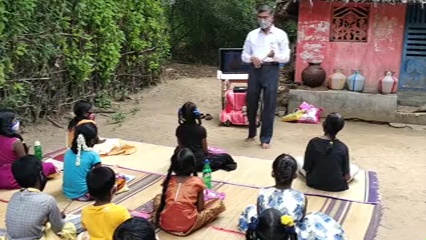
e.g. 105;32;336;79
0;136;58;189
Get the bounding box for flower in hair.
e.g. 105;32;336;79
75;134;93;167
280;215;294;227
247;217;259;230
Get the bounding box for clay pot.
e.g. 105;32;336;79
301;61;326;88
328;69;346;90
347;70;366;92
379;71;398;94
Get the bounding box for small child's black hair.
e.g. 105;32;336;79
323;112;345;153
178;101;202;125
71;122;98;154
113;217;156;240
68;100;93;131
272;154;297;186
12;155;43;188
87;167;116;202
246;208;297;240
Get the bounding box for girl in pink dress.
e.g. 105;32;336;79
0;109;58;189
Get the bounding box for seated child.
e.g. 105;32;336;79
67;101;105;148
63;122;101;201
239;154;345;239
175;101;237;172
0;109;58;189
113;217;157;240
3;155;78;240
153;148;225;236
297;112;360;192
81;167;131;240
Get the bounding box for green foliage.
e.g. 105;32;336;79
165;0;256;63
110;111;126;124
278;19;298;43
0;0;169;121
165;0;298;64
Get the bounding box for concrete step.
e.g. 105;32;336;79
287;89;426;125
394;111;426;125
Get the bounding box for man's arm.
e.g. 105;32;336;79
273;31;290;63
241;34;252;63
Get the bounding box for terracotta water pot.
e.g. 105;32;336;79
301;61;326;88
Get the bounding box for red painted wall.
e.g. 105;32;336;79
295;1;406;92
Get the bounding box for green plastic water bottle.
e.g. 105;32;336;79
202;159;212;189
34;141;43;161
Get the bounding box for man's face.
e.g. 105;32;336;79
257;11;273;29
257;12;273;23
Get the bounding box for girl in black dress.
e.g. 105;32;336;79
297;112;359;192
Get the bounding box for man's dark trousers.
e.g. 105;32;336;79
246;63;280;144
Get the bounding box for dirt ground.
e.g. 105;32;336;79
23;64;426;239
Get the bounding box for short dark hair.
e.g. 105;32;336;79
87;167;116;201
113;217;156;240
256;4;274;15
12;155;43;188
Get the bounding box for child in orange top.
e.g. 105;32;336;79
154;148;225;236
67;101;106;147
81;167;131;240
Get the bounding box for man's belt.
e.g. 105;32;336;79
262;62;279;66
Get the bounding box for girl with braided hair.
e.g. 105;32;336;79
63;122;102;201
239;154;345;239
175;101;237;172
297;112;360;192
152;148;225;236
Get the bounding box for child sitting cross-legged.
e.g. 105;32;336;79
80;167;131;240
238;154;346;239
153;148;225;236
175;101;237;172
63;123;102;201
2;155;79;240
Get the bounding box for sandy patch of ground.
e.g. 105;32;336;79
23;74;426;240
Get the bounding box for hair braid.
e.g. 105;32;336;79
155;164;173;226
75;134;92;166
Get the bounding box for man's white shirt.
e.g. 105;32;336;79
241;26;290;64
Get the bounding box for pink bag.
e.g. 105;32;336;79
204;189;226;201
208;146;226;154
297;101;323;124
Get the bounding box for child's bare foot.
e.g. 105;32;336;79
261;143;270;149
245;137;255;142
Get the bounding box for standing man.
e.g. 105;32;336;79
241;5;290;149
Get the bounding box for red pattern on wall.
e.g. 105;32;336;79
331;6;370;42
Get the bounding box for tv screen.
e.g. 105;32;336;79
219;48;251;74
